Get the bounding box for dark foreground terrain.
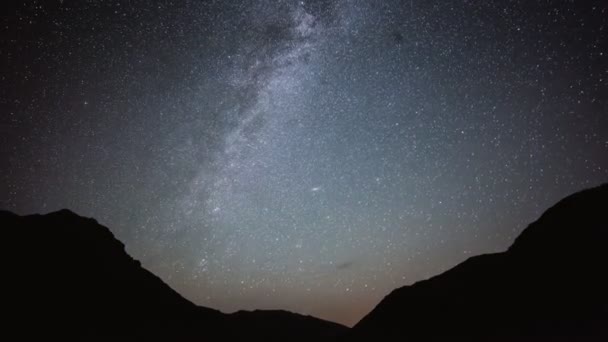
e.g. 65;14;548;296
3;184;607;340
2;209;346;341
350;183;608;341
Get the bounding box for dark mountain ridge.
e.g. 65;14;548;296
350;183;608;340
2;208;346;340
3;184;607;340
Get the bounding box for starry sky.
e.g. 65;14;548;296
1;0;607;326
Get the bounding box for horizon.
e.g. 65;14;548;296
2;0;607;327
3;181;605;328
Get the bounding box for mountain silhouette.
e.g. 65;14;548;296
2;209;346;340
349;184;608;341
3;184;607;340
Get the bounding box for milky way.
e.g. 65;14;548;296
2;0;607;325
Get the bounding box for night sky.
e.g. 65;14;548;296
2;0;607;326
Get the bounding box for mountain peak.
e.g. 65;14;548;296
351;183;608;340
509;183;608;255
3;208;347;340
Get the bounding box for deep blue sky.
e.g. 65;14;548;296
2;0;607;326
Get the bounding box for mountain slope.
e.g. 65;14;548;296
2;209;347;340
350;184;608;340
4;184;607;340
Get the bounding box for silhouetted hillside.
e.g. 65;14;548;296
2;209;347;340
350;184;608;341
230;309;347;340
4;184;607;340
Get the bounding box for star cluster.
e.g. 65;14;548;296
1;0;607;326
